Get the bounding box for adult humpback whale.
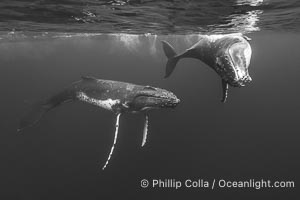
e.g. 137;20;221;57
18;76;180;169
162;33;252;102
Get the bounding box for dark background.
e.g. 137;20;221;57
0;32;299;199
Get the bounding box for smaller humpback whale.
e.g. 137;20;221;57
18;76;180;170
161;33;252;102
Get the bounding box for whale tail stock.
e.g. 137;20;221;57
18;89;75;132
161;41;181;78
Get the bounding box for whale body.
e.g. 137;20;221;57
162;33;252;102
18;76;180;169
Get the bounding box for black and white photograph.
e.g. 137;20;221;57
0;0;299;199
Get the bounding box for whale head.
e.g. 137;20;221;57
215;36;252;87
130;86;180;112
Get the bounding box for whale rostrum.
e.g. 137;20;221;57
18;76;180;169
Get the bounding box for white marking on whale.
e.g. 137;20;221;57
126;84;135;91
77;92;120;111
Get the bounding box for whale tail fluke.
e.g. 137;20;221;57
18;101;52;132
18;89;75;132
161;41;180;78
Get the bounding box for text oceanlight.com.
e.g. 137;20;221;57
140;179;295;190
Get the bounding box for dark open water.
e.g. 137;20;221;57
0;0;299;199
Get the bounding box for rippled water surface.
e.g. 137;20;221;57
0;0;299;35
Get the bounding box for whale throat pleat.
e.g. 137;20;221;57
102;113;121;170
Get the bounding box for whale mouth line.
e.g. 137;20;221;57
135;94;179;102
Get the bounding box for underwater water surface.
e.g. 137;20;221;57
0;0;299;199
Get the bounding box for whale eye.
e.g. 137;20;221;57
144;86;157;91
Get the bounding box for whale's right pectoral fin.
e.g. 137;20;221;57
102;113;121;170
161;41;180;78
141;114;149;147
221;79;229;103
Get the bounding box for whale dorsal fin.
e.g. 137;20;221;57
81;76;97;81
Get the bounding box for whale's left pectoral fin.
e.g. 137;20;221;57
141;114;149;147
102;113;121;170
221;79;229;103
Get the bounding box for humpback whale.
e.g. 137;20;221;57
162;33;252;102
18;76;180;169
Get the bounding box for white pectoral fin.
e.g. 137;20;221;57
221;79;229;103
141;114;149;147
102;113;121;170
